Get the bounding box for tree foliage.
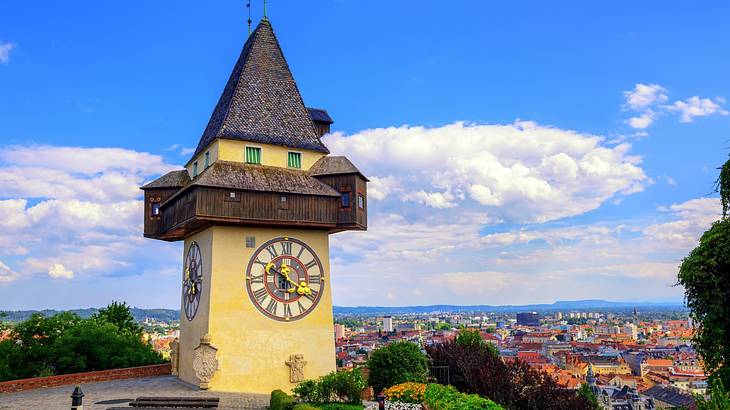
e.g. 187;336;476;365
427;339;593;410
366;341;428;393
678;157;730;387
0;302;164;381
92;301;142;335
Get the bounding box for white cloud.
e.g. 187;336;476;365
325;121;647;223
623;83;728;129
0;42;16;64
330;195;718;306
627;113;656;129
0;145;181;282
48;263;74;279
668;96;729;123
0;260;19;283
624;83;668;111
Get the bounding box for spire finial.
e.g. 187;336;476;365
263;0;268;19
246;0;252;35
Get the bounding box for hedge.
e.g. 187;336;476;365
423;384;503;410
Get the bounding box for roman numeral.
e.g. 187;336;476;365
249;274;264;284
297;301;306;314
253;287;268;304
254;258;267;267
266;245;278;259
305;289;319;303
281;241;292;255
296;245;305;259
305;259;317;269
283;303;292;318
309;275;321;285
265;299;278;315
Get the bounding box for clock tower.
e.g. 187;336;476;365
141;18;367;394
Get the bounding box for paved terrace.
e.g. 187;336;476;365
0;375;269;410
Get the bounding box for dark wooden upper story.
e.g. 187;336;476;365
142;157;367;241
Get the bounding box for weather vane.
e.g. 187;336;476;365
246;0;252;35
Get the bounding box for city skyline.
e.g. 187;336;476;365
1;1;729;308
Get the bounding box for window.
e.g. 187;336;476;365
150;201;161;217
204;151;210;168
279;195;289;210
287;152;302;169
341;192;351;208
193;161;198;177
358;194;365;209
245;146;262;164
245;236;256;248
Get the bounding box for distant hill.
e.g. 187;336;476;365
0;308;179;323
331;299;685;315
1;300;685;322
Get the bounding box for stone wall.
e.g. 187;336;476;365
0;364;172;393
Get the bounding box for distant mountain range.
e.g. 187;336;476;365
332;299;686;315
0;300;684;323
0;308;179;323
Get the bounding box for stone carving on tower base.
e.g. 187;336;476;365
170;338;179;376
192;334;218;389
285;354;307;383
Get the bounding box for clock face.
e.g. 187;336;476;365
245;237;325;321
183;242;203;321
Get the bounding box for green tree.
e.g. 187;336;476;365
93;301;142;335
577;384;600;410
366;341;428;393
0;303;164;382
457;329;499;358
678;158;730;387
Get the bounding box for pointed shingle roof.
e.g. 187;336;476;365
192;19;329;159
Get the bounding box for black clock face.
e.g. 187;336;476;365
183;242;203;321
245;237;325;322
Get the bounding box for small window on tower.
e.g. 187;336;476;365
341;192;351;208
287;152;302;169
193;161;198;177
279;195;289;210
245;146;262;164
150;201;161;217
358;193;365;209
205;151;210;168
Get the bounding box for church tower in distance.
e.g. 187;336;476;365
141;18;367;393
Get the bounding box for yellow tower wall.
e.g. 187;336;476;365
186;140;325;178
179;228;213;386
178;225;336;393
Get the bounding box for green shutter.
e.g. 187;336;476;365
288;152;301;168
245;147;261;164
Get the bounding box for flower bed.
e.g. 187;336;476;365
383;382;426;404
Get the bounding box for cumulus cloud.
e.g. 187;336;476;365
623;83;728;129
48;263;74;279
0;260;19;283
0;42;16;64
326;121;647;223
668;96;729;123
0;145;181;283
330;196;719;305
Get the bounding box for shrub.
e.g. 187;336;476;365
424;384;503;410
383;382;426;404
318;404;364;410
270;389;295;410
427;340;593;410
367;341;428;393
293;369;366;404
292;404;320;410
293;379;319;403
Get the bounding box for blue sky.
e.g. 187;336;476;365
0;1;728;309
